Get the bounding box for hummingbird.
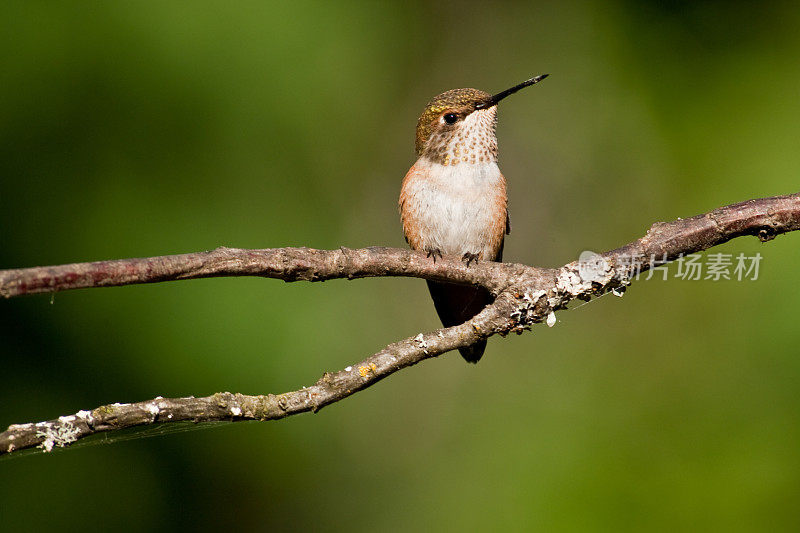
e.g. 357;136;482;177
399;74;548;363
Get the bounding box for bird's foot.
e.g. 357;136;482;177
462;252;480;266
425;248;443;263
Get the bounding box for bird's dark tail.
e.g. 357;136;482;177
426;280;491;363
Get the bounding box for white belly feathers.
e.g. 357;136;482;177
403;160;505;258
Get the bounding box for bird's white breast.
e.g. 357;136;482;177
402;158;506;258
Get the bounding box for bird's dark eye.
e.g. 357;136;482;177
443;113;458;124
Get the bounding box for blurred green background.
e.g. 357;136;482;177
2;1;799;531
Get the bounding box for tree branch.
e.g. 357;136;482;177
2;193;799;456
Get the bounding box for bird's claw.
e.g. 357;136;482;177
462;252;480;266
426;248;443;263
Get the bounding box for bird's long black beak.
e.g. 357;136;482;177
475;74;549;110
